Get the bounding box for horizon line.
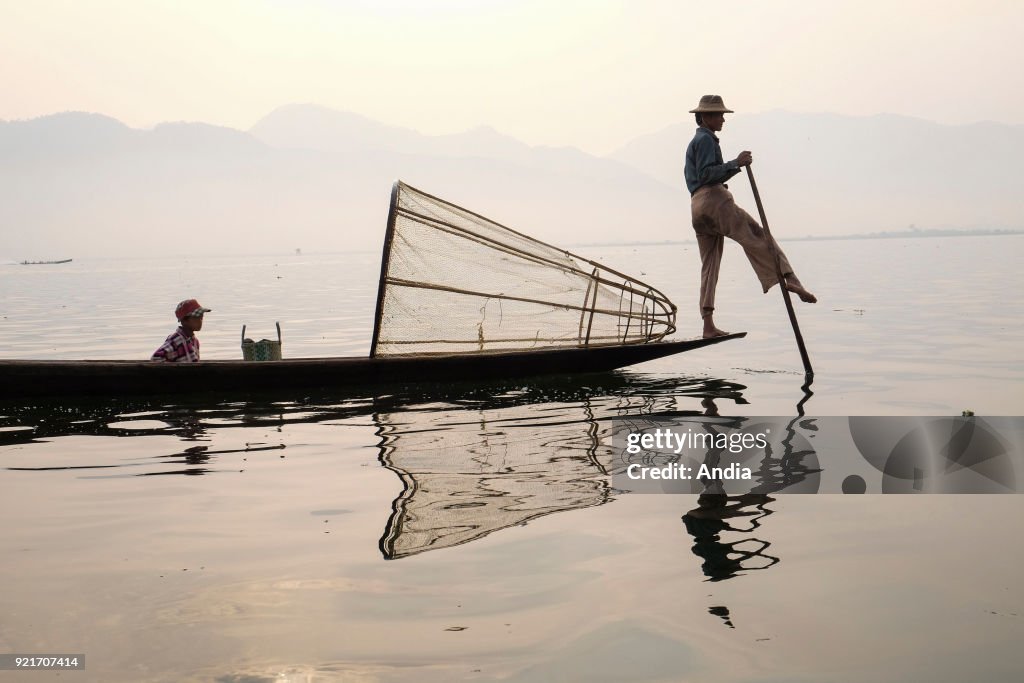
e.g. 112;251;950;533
2;106;1020;156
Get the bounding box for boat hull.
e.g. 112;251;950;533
1;334;744;398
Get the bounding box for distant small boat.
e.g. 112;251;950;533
20;258;72;265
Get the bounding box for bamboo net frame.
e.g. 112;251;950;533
370;182;677;357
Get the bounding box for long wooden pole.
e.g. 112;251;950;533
745;166;814;377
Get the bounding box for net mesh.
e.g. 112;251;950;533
371;182;677;357
376;405;611;559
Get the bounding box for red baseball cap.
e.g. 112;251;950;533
175;299;212;321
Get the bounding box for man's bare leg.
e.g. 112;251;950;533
702;308;729;338
783;275;817;304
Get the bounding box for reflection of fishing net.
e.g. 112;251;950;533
375;406;612;559
370;182;677;357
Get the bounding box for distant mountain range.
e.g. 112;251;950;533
2;105;1021;258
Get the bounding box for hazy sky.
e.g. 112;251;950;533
3;0;1022;154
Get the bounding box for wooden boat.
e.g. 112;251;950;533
0;334;744;397
1;182;744;398
20;258;72;265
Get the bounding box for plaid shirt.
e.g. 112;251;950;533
151;327;200;362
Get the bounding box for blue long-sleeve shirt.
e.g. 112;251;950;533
684;126;741;195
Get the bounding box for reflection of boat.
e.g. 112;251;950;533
20;258;72;264
0;182;743;397
0;373;750;447
0;372;766;560
374;375;753;559
372;376;765;557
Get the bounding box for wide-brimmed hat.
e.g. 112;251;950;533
175;298;211;321
689;95;734;114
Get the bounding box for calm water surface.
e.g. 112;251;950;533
1;236;1022;682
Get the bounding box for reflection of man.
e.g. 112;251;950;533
684;95;816;338
682;493;778;581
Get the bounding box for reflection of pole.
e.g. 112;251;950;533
749;403;822;495
796;375;814;417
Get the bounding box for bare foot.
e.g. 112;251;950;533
785;281;817;303
701;312;730;338
702;324;730;338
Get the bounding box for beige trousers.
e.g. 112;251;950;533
690;184;800;317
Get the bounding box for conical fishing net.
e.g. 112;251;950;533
371;182;676;357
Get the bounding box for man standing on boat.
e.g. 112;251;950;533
684;95;816;338
151;298;210;362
